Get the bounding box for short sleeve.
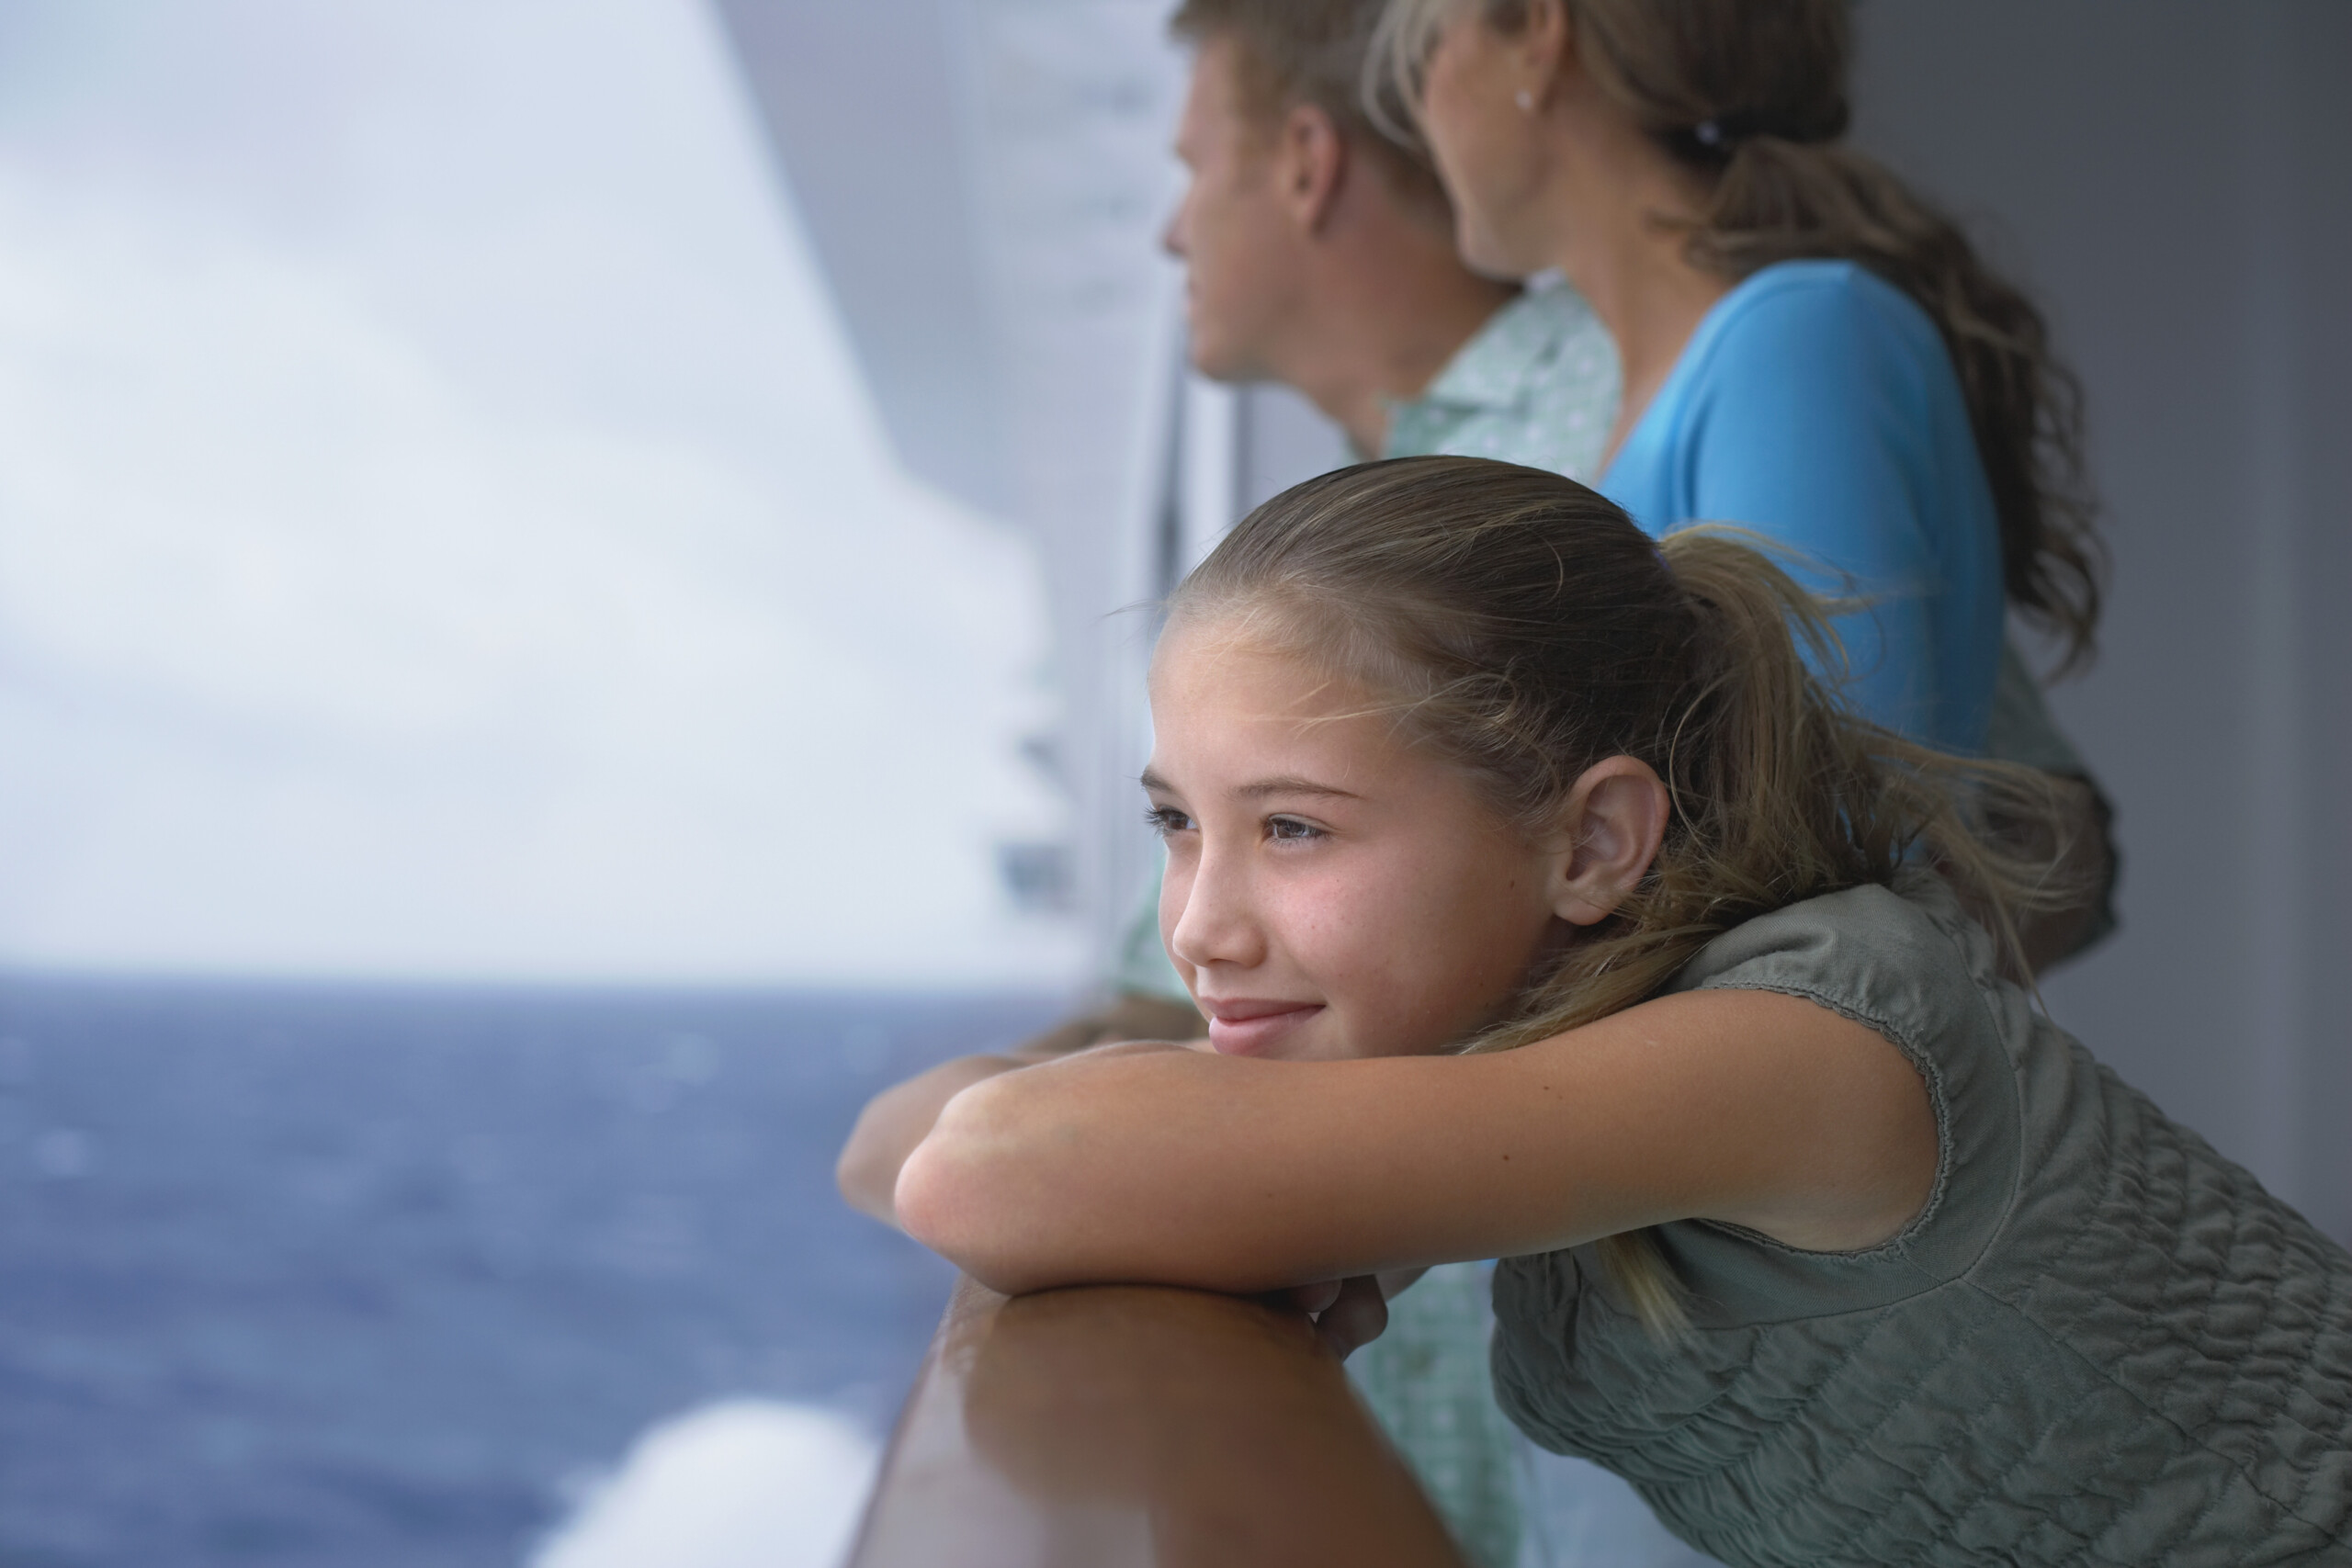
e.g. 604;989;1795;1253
1645;880;2026;1324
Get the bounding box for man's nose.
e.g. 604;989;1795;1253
1160;197;1187;260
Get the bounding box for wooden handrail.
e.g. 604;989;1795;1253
849;1278;1471;1568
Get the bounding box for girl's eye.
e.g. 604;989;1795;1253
1145;805;1193;837
1266;815;1324;843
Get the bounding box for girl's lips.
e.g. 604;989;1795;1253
1201;1000;1324;1057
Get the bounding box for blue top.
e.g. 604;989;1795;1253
1600;260;2004;752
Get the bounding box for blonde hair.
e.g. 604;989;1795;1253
1170;457;2082;1332
1367;0;2104;672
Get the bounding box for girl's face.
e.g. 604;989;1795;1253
1418;6;1555;278
1144;618;1571;1062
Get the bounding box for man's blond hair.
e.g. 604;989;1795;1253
1169;0;1449;219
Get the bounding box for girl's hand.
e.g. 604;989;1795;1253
1278;1267;1425;1359
1279;1275;1389;1360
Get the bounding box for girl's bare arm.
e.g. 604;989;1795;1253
894;988;1936;1296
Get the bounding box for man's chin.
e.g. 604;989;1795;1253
1182;332;1266;388
1188;353;1249;385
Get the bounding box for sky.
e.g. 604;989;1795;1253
0;0;1080;986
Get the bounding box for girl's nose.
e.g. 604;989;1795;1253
1166;845;1265;973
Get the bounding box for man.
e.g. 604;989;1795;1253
1161;0;1614;474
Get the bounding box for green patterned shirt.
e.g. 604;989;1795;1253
1384;280;1616;480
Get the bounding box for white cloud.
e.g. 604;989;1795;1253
0;0;1080;984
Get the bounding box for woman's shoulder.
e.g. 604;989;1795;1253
1641;261;1969;494
1604;260;1958;515
1690;260;1947;392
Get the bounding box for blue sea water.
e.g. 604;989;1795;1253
0;976;1061;1567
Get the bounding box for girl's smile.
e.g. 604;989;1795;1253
1195;997;1328;1057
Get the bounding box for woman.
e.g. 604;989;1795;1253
1374;0;2104;761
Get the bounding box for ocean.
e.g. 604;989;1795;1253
0;976;1062;1567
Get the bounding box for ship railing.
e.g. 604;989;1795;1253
846;1276;1470;1568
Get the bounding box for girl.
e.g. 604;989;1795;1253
850;458;2352;1567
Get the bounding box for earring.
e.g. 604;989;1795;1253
1515;88;1535;111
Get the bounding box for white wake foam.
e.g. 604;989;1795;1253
530;1400;879;1568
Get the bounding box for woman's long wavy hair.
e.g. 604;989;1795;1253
1170;457;2083;1332
1370;0;2104;671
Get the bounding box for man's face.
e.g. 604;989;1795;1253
1163;36;1306;382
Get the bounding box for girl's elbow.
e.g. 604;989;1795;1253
893;1133;1035;1297
890;1134;967;1256
893;1134;1055;1294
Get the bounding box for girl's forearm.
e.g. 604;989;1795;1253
891;990;1935;1295
892;1047;1405;1295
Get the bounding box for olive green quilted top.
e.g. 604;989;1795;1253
1492;876;2352;1566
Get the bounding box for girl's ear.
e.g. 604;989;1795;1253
1548;756;1669;927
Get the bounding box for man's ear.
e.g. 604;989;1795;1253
1547;756;1670;927
1275;101;1348;232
